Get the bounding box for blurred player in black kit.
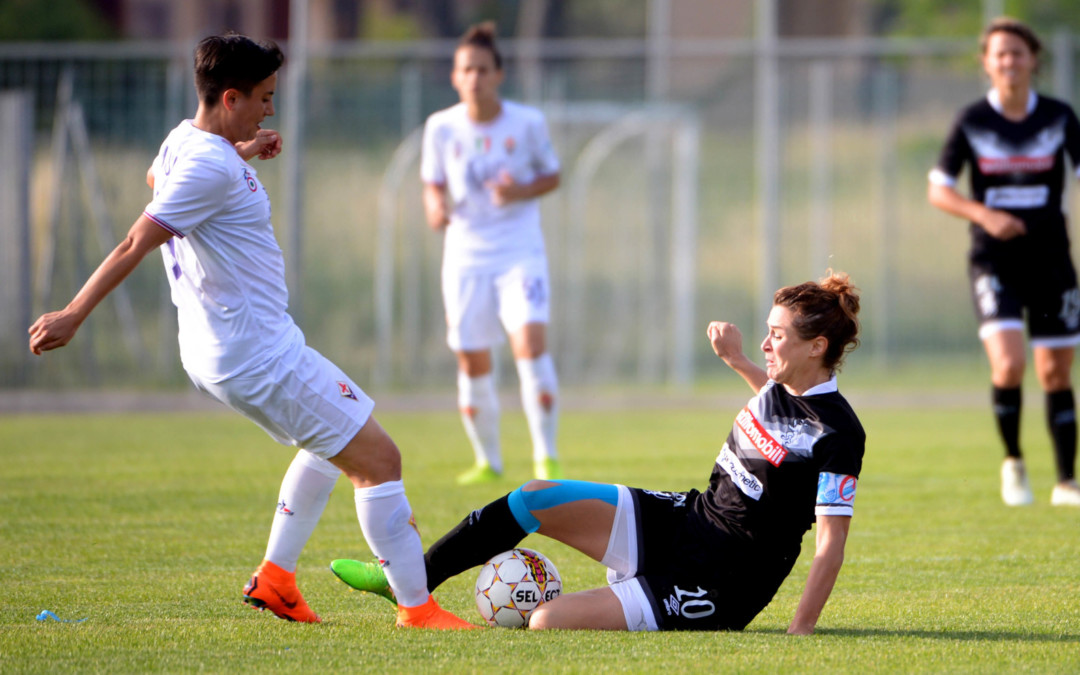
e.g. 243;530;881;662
928;17;1080;506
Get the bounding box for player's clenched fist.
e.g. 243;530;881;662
28;310;81;355
236;128;282;161
707;321;743;360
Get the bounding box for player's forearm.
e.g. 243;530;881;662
788;522;847;635
524;173;560;199
927;183;992;225
423;183;449;228
723;352;768;393
65;230;155;321
788;552;842;634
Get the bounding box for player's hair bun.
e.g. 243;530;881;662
819;269;860;325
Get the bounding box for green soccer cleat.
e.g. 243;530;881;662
456;463;501;485
330;559;397;605
534;457;563;480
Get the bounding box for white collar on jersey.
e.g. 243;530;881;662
800;376;839;397
987;88;1037;116
769;375;838;397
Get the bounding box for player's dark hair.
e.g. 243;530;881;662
774;270;861;373
458;21;502;70
980;17;1042;58
194;32;284;107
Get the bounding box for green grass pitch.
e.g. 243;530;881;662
2;401;1078;673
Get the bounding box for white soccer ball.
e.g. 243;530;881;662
474;548;562;628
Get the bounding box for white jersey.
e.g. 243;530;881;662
421;100;560;272
144;120;301;382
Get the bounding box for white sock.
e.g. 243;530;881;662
354;480;429;608
516;354;559;462
264;450;341;572
458;371;502;472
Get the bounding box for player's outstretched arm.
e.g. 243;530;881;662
29;215;172;355
235;128;282;161
707;321;768;393
787;514;850;635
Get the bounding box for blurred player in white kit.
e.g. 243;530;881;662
421;22;563;485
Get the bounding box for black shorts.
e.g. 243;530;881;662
969;255;1080;343
628;488;799;631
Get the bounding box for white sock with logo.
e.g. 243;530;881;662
458;371;502;472
354;480;429;608
516;354;559;461
264;450;340;573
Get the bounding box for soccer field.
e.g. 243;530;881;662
2;402;1078;673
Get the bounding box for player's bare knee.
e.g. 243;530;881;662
1035;362;1071;391
527;604;555;630
332;427;402;485
992;359;1025;386
520;479;558;492
368;438;403;478
1040;373;1072;392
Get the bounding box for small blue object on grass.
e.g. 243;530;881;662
36;610;87;623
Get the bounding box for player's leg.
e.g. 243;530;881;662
973;265;1031;505
530;486;689;631
201;342;472;628
1033;345;1080;505
329;417;475;628
1029;271;1080;505
423;479;617;590
247;449;342;616
336;479;618;596
188;362;346;623
528;587;628;630
444;265;503;484
983;328;1032;505
263;450;341;573
509;323;561;479
499;259;560;479
245;450;331;624
456;348;502;483
983;326;1027;453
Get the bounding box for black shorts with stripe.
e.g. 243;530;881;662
628;488;800;631
968;252;1080;340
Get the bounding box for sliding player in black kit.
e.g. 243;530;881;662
928;17;1080;507
332;271;865;634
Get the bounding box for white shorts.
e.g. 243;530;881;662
187;338;374;460
602;485;659;632
442;257;550;351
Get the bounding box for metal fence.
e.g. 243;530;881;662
2;34;1079;391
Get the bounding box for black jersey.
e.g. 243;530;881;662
933;93;1080;262
690;378;865;559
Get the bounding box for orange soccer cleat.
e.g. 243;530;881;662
396;595;480;630
242;559;322;623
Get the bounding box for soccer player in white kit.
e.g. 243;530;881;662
422;22;563;485
28;33;474;630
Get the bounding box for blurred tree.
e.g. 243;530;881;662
563;0;645;38
360;1;424;40
0;0;115;40
874;0;1080;39
406;0;640;39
